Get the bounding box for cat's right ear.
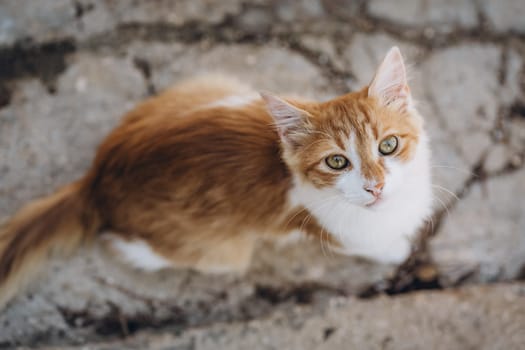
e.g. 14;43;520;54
260;92;309;144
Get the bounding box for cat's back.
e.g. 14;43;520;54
86;75;290;224
98;74;277;169
124;74;258;122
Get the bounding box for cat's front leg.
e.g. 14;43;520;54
194;235;255;274
102;232;255;274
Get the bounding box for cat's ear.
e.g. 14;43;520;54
261;92;309;144
368;46;413;112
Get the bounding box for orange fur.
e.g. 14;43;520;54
0;49;426;307
283;89;422;189
0;182;100;306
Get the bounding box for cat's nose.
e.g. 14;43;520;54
364;182;384;197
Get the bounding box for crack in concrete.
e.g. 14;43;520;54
132;56;157;96
360;10;525;50
0;0;523;98
279;35;355;94
20;280;345;347
0;39;76;106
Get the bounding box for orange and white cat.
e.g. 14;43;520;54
0;47;432;307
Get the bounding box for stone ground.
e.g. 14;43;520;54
0;0;524;349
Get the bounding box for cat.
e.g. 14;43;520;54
0;47;432;307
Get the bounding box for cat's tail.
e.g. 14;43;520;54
0;181;101;308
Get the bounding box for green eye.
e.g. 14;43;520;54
325;154;349;170
379;135;398;155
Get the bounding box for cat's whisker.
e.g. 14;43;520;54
299;213;312;235
431;164;478;177
282;206;309;230
320;227;327;258
320;226;336;258
323;216;337;258
432;195;452;219
282;195;340;230
282;188;395;257
282;194;341;258
297;213;323;254
333;210;347;257
432;184;460;201
303;197;343;257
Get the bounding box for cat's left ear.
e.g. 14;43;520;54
260;92;310;144
368;46;413;112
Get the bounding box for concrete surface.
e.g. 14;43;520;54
39;283;525;350
0;0;524;348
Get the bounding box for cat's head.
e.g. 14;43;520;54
263;47;427;208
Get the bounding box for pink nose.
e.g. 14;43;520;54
364;182;384;198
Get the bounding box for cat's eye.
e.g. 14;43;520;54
379;135;398;155
325;154;349;170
